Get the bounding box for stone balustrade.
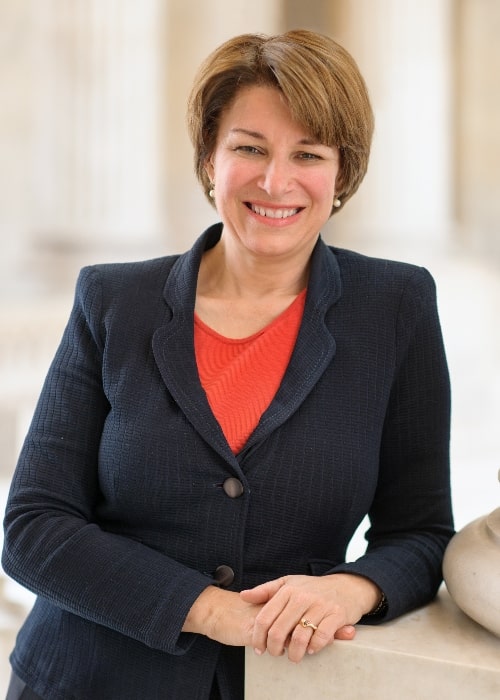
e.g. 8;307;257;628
245;587;500;699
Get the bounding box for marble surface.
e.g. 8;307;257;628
245;587;500;699
443;505;500;638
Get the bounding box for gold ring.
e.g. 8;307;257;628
300;618;318;631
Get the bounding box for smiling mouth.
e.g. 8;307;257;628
247;203;301;219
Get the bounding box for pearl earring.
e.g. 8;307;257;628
209;183;215;199
333;197;341;208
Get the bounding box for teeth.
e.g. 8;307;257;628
251;204;299;219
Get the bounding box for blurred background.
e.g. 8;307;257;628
0;0;499;691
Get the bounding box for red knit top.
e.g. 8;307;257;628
194;289;307;453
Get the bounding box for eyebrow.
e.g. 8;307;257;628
229;128;322;146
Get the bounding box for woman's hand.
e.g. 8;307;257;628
240;573;381;663
183;585;264;647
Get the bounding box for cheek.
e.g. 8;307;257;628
217;164;257;197
309;174;336;205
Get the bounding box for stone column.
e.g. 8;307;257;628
0;0;38;295
454;0;500;258
30;0;166;258
162;0;284;253
322;0;454;252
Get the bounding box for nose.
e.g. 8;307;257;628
258;157;292;197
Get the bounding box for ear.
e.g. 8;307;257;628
334;149;345;195
334;169;345;196
205;157;215;183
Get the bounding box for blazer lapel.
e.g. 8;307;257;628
152;227;341;464
152;225;240;467
240;236;342;453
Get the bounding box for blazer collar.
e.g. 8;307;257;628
152;224;342;466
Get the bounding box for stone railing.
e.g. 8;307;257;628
245;587;500;699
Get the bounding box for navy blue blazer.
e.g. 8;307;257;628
3;224;454;699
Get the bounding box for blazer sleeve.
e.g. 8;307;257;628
328;266;454;622
2;266;212;654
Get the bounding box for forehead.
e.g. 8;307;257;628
218;84;312;139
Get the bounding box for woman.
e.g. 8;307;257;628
2;30;454;700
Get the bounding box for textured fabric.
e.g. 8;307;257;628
6;671;43;700
194;288;306;452
2;223;454;700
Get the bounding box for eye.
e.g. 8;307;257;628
234;145;263;155
296;151;322;161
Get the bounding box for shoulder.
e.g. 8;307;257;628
78;254;179;289
74;224;219;304
74;255;180;308
331;245;431;281
63;256;182;339
321;246;440;335
329;245;436;301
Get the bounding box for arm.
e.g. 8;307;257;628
183;585;263;646
2;267;213;654
327;266;454;619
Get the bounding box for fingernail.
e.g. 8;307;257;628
254;648;262;656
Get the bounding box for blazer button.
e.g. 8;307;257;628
214;565;235;588
222;477;244;498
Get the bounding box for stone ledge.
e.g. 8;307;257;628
245;587;500;699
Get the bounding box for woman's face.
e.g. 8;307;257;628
205;85;341;263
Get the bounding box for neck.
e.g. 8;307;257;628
198;234;315;300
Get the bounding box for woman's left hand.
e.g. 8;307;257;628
240;573;381;663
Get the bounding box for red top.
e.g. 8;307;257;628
194;289;307;453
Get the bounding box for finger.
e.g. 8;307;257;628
254;588;327;658
251;589;300;656
287;617;325;663
251;604;286;655
334;625;356;640
305;609;347;657
273;602;324;663
240;577;286;604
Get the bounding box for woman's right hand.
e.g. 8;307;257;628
183;585;264;647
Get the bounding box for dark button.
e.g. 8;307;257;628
222;477;244;498
214;565;235;588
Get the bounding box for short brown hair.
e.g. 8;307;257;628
187;29;374;214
